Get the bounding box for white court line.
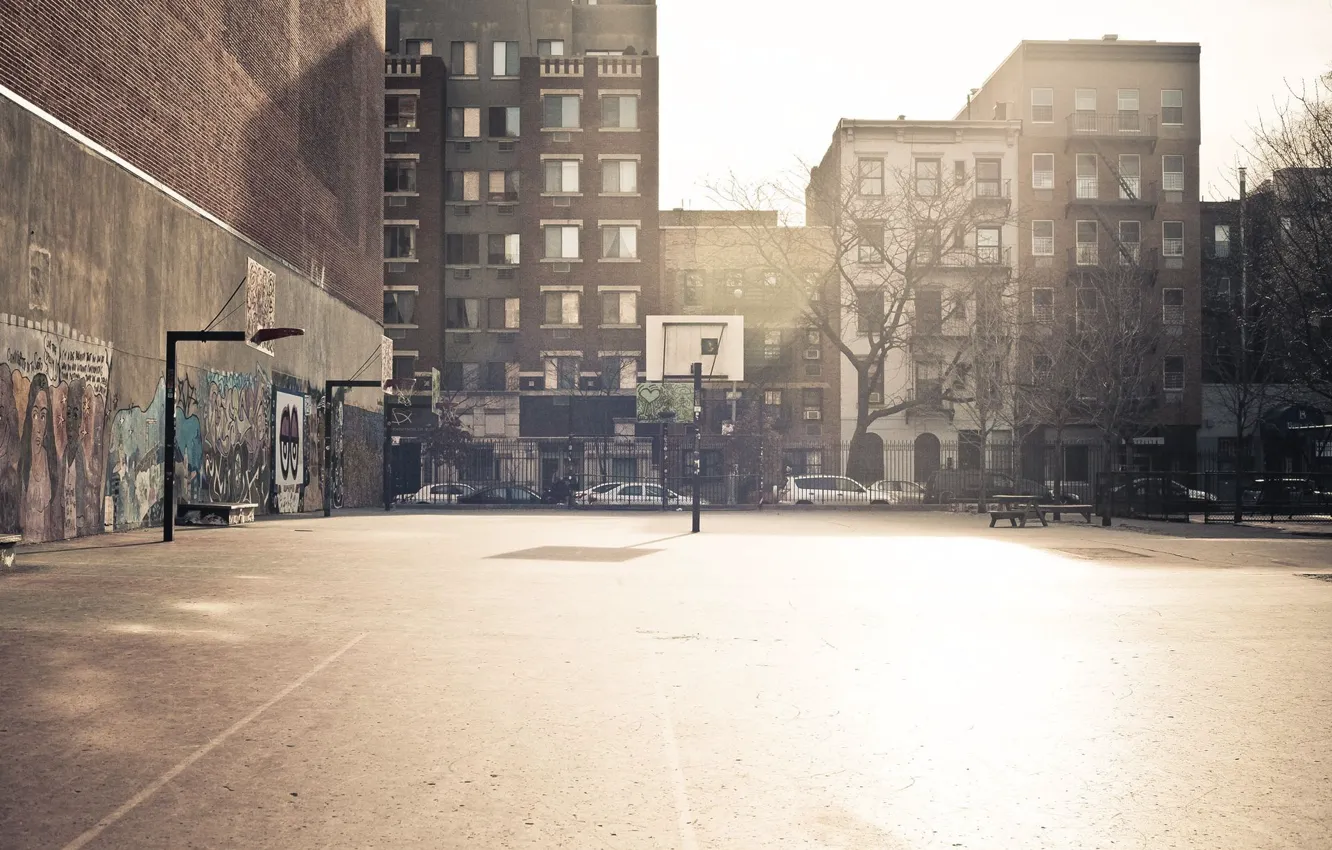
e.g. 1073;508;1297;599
60;632;369;850
652;653;700;850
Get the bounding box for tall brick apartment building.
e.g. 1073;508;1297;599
385;0;659;443
963;37;1203;471
0;0;389;539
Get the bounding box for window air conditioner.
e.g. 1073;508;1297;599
868;393;883;404
498;141;516;152
455;141;472;153
803;410;822;421
803;347;821;360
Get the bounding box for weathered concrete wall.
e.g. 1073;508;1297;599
0;91;384;542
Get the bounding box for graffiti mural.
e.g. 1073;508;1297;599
176;368;272;506
273;389;304;513
0;315;112;541
105;382;165;532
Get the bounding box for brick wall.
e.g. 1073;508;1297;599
0;0;385;319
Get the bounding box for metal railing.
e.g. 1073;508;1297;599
1066;112;1159;138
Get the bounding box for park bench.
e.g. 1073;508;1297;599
1038;504;1095;523
176;502;257;527
988;494;1048;528
0;534;20;569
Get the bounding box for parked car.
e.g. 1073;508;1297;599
397;483;475;505
574;481;633;504
865;479;926;504
587;482;708;506
457;484;548;505
1241;477;1332;510
925;470;1051;504
777;475;875;505
1108;478;1217;508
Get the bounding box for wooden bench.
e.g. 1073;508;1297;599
989;509;1031;527
1038;504;1095;523
0;534;20;569
176;502;258;527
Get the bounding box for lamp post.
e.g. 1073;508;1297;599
163;327;304;542
323;379;387;517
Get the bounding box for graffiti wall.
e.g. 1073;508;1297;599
273;389;304;513
0;315;113;542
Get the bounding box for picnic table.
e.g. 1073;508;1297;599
988;494;1048;528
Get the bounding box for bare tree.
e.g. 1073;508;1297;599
709;160;1007;482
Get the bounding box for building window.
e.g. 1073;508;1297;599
1075;220;1098;265
914;158;940;196
1118;154;1141;199
601;95;639;129
404;39;433;56
483;362;507;392
446;170;481;202
600;356;637;390
384;160;417;192
1032;287;1054;323
1163;155;1185;192
450;41;478;75
857;287;885;335
1118;220;1141;264
488;297;520;329
543;292;580;325
445;297;481;329
1032;354;1053;381
487;169;519;202
761;330;782;361
1162;89;1184;125
801;388;823;414
1075;154;1098;199
602;290;638;325
1163;356;1185;391
975;159;1002;197
445;233;479;265
857;221;884;263
1214;224;1231;258
915;361;942;403
447;107;481;138
1032;220;1054;256
487;233;520;265
763;389;782;406
1031;87;1053;123
386;95;417;129
1163;288;1185;325
383;290;417;324
954;160;967;185
543;225;580;259
1032;153;1054;189
1117;88;1140;131
492;40;519;76
976;226;1002;264
395;355;418;388
487;106;520;138
683;271;703;306
384;225;416;259
544;159;580;193
858;158;884;195
602;159;638;193
915;289;942;335
1075;88;1097;112
1218;277;1232;298
538;39;565;57
1075;287;1099;330
1163;221;1184;257
602;225;638;259
545;356;580;391
542;95;580;128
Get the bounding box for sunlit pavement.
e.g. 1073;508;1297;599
3;512;1332;850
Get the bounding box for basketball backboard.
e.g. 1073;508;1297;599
645;315;744;382
245;258;277;355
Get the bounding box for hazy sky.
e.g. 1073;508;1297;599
657;0;1332;209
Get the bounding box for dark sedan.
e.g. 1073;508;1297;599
456;485;548;505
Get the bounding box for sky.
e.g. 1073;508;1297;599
657;0;1332;210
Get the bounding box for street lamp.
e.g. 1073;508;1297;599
322;378;393;517
163;327;304;542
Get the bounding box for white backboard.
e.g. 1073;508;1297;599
645;315;744;382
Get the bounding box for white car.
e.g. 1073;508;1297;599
574;481;632;504
866;479;926;504
777;475;875;505
587;482;708;506
399;483;475;505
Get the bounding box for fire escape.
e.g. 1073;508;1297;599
1064;110;1160;286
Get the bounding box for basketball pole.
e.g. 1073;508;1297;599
691;361;702;533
